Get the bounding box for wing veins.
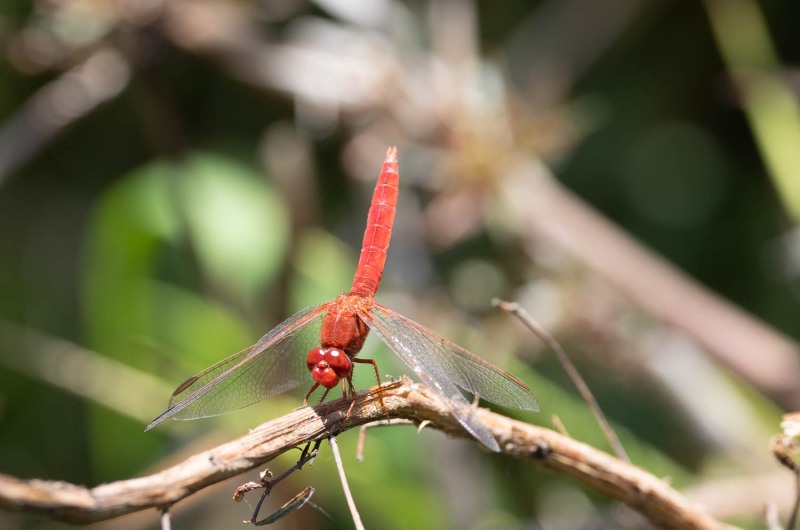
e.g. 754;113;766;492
358;306;507;451
147;303;327;430
367;303;538;411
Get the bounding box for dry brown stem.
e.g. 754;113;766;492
0;379;734;529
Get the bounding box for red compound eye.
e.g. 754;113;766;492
324;349;352;378
307;347;325;370
306;348;352;389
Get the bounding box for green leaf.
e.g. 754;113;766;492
180;153;289;310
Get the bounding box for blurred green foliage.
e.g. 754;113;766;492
0;1;798;529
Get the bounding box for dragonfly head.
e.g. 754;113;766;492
307;347;352;389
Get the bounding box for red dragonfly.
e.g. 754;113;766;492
147;147;538;451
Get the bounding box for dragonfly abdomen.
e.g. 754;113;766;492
350;146;399;298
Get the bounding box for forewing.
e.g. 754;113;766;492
357;305;497;450
147;303;327;429
365;303;539;411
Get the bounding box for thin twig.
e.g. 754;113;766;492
329;437;364;530
160;507;171;530
250;486;315;526
551;415;570;437
493;298;630;462
242;440;320;524
765;502;783;530
0;379;734;530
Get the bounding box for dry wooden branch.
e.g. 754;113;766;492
0;379;734;529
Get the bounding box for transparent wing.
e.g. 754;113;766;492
366;303;538;410
147;303;327;430
357;303;538;451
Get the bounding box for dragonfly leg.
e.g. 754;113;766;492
352;357;382;387
318;386;332;403
344;375;358;417
303;382;320;406
352;357;388;419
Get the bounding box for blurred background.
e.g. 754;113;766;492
1;0;799;528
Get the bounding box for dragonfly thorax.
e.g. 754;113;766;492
306;347;352;389
320;295;371;355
